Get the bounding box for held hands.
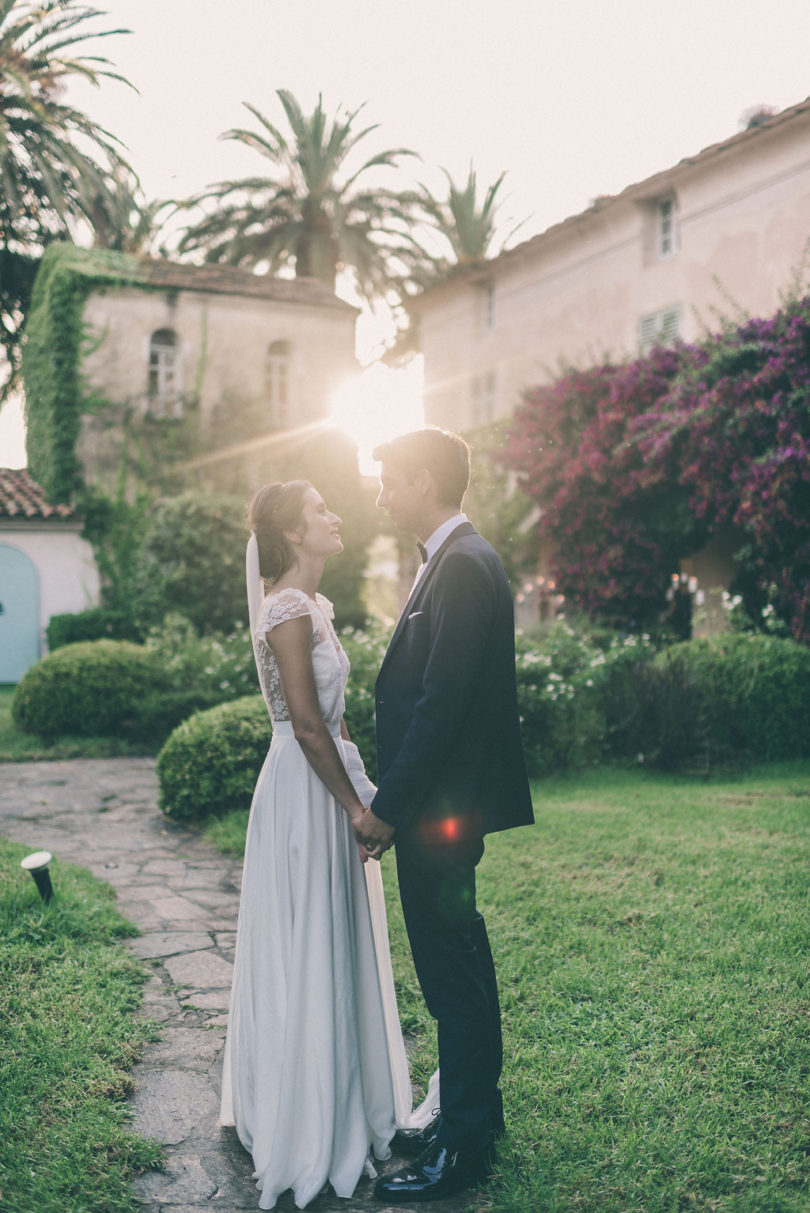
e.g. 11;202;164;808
343;740;393;861
354;808;395;863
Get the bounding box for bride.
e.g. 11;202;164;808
220;480;434;1210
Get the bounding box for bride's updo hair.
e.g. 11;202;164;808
248;480;312;582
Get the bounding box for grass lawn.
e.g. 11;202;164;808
0;685;151;762
0;837;163;1213
210;762;810;1212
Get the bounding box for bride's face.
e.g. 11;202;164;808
292;488;343;558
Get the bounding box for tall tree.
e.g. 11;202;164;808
0;0;131;395
178;89;419;302
411;165;526;281
80;164;174;255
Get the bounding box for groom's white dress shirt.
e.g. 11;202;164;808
411;513;467;592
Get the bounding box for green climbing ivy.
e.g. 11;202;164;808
21;243;179;502
23;244;140;500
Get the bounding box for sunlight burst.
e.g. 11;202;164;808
329;358;425;476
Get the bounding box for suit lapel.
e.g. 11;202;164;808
381;522;477;668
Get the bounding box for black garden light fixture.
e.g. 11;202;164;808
21;850;54;903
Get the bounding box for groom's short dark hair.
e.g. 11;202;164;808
373;428;470;508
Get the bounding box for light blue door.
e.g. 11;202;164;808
0;544;40;682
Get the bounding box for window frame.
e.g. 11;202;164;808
147;328;181;417
265;339;292;428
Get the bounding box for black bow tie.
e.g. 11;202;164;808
417;542;428;564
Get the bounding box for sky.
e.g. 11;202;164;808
3;0;810;465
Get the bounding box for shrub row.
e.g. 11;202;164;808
156;627;810;821
14;625;810;820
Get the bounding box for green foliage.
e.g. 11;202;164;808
79;471;155;617
410;164;526;283
154;620;810;824
129;491;247;635
156;695;270;821
12;640;167;740
464;421;539;590
0;1;134;398
504;294;810;642
645;633;810;769
21;244;149;500
144;612;259;701
177;88;419;301
340;618;392;780
15;611;260;755
0;685;150;762
46;606;142;649
515;624;656;775
0;836;162;1212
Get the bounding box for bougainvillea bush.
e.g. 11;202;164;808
503;295;810;642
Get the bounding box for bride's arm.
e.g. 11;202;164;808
269;616;366;830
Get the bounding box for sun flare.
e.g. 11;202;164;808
329;358;425;476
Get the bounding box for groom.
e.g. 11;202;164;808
359;427;534;1202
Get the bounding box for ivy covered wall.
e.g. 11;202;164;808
21;243;148;502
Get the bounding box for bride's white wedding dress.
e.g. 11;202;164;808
220;587;436;1210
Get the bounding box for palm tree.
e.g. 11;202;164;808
412;165;526;281
80;165;174;256
0;0;132;393
178;89;420;303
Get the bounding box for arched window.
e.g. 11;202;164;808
148;328;180;416
266;340;291;427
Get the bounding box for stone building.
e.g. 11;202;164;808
76;257;359;488
411;97;810;433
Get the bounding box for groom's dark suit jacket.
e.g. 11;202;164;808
372;522;534;845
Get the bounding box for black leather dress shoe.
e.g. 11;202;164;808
374;1138;493;1203
390;1115;443;1158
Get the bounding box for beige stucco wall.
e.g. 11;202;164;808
79;285;357;432
418;110;810;431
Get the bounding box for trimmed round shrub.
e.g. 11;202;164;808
157;695;270;822
12;640;168;740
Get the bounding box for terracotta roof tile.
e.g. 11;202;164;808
0;468;76;520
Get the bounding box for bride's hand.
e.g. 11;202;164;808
353;808;383;863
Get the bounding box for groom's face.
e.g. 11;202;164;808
376;460;426;535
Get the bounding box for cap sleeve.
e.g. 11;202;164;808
259;588;313;634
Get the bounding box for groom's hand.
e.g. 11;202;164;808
355;808;395;861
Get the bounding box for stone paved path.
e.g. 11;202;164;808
0;758;475;1213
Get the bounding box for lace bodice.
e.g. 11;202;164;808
253;588;350;726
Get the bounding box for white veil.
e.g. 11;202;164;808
246;532;264;661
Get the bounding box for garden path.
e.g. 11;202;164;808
0;757;471;1213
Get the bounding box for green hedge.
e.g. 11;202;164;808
46;607;143;649
642;633;810;768
12;639;219;745
154;626;810;825
12;640;167;740
156;696;270;821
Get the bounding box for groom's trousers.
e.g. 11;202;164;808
394;838;503;1151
